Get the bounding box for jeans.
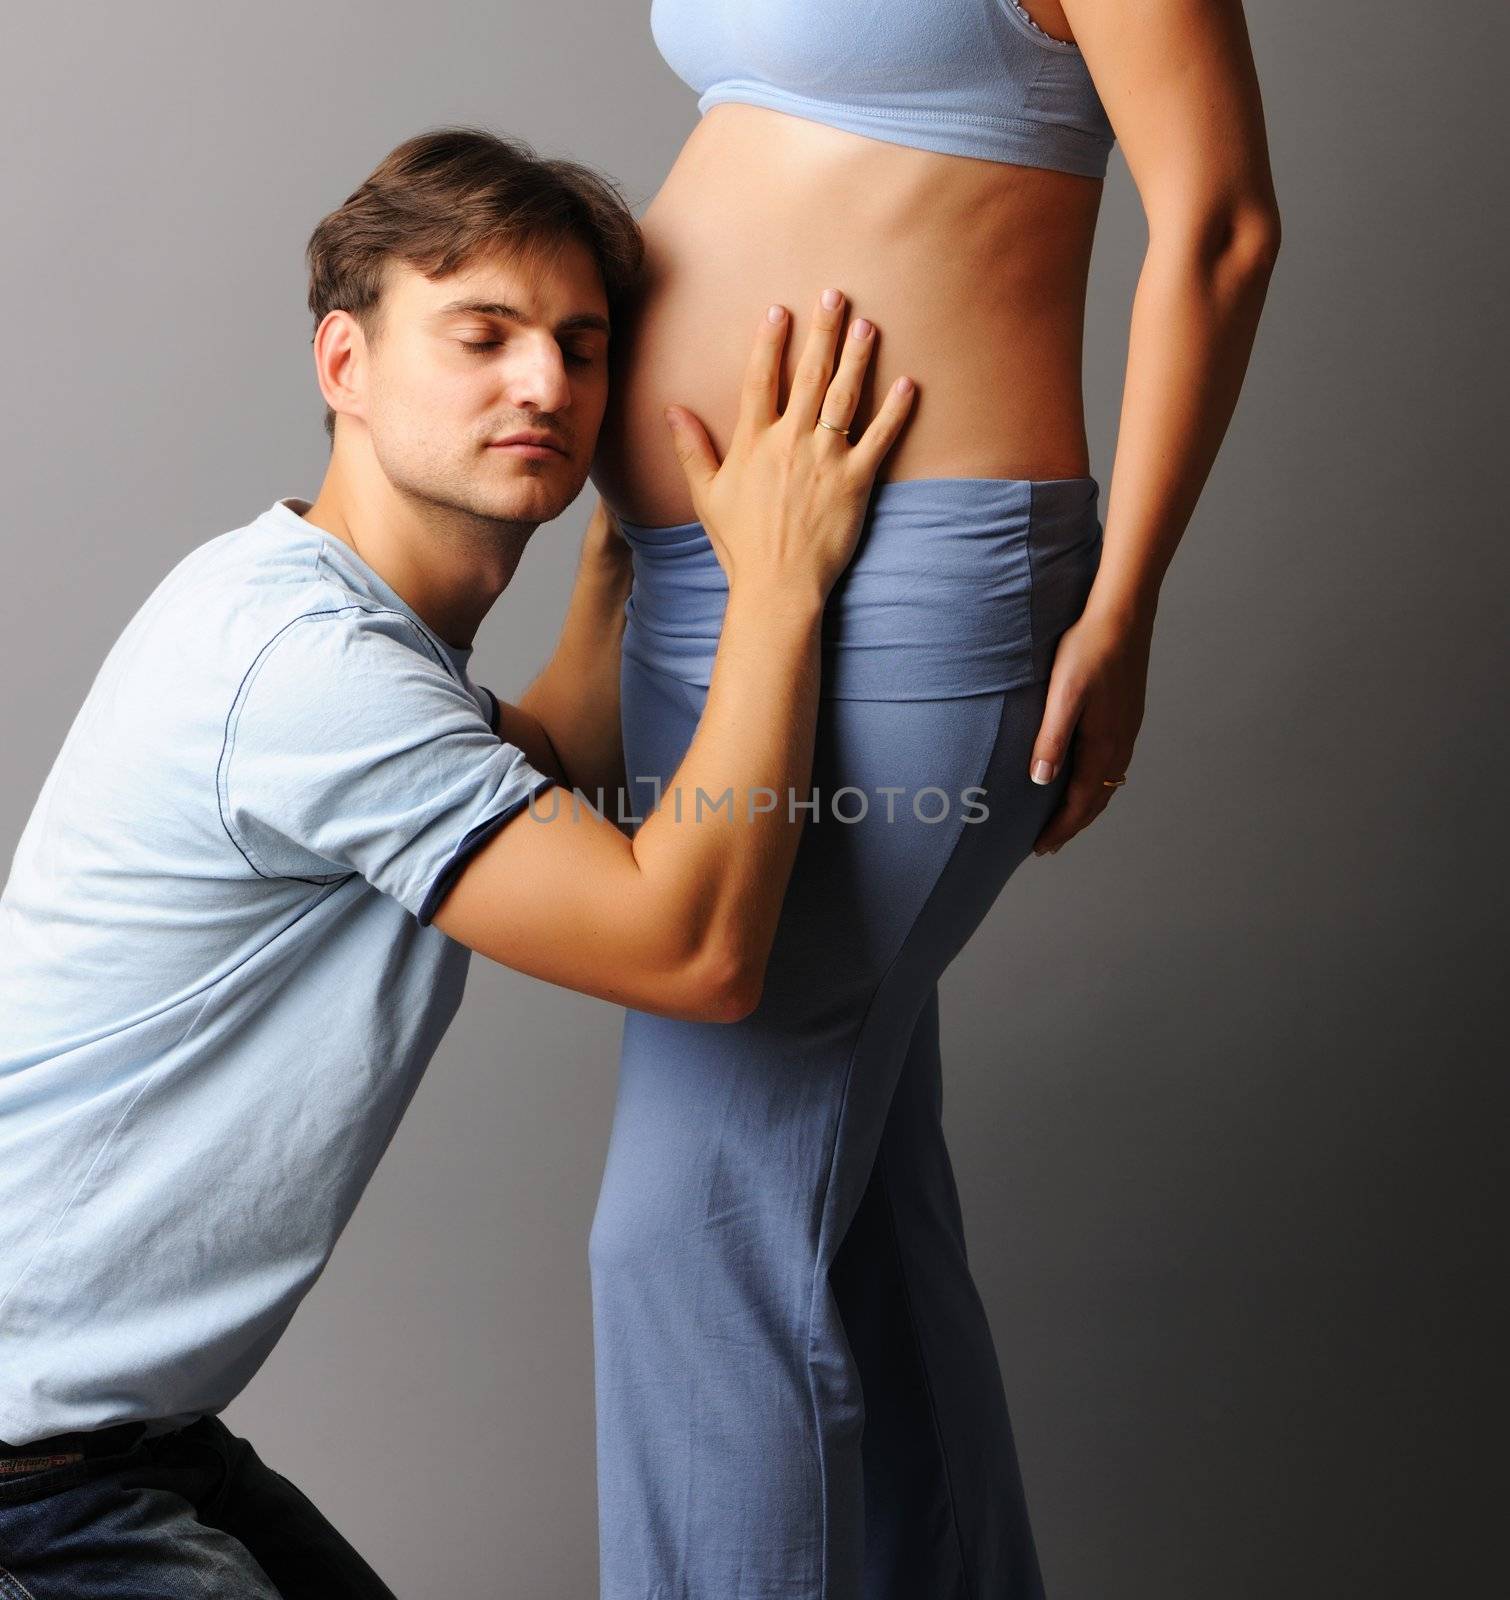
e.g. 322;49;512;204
0;1415;397;1599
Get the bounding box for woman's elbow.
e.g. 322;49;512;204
1208;197;1282;280
1156;193;1282;282
1234;199;1282;275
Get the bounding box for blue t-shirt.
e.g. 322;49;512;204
0;496;557;1445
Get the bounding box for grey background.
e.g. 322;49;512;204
1;3;1501;1595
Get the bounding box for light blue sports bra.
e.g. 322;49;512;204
650;0;1116;180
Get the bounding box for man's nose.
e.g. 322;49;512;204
503;338;573;413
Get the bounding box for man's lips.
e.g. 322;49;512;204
487;432;567;457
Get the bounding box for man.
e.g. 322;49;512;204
0;126;914;1595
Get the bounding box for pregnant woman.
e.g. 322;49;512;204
587;2;1281;1595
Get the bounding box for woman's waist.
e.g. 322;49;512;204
599;254;1093;524
598;304;1092;523
650;104;1102;270
618;475;1103;701
595;113;1099;524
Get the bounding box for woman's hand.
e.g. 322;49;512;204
1028;600;1155;855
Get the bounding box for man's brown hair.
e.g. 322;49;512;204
305;125;644;443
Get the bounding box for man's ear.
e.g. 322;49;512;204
312;309;369;431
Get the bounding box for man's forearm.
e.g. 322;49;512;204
630;579;826;1005
517;513;634;817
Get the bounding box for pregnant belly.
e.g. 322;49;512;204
590;105;1103;530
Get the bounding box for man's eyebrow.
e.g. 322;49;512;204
431;299;611;336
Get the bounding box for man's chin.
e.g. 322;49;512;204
477;462;587;525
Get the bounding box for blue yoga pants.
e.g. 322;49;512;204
590;476;1102;1600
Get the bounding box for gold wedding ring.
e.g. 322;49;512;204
816;418;849;434
1102;775;1128;788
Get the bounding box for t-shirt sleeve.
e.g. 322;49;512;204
218;607;556;926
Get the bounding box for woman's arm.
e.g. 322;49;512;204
1029;0;1282;853
510;498;635;826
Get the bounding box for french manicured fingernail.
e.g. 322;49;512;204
821;288;842;309
852;318;872;339
767;304;785;323
1031;759;1056;784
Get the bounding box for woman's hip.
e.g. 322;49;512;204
616;669;1065;1053
597;676;1063;1270
616;473;1103;702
